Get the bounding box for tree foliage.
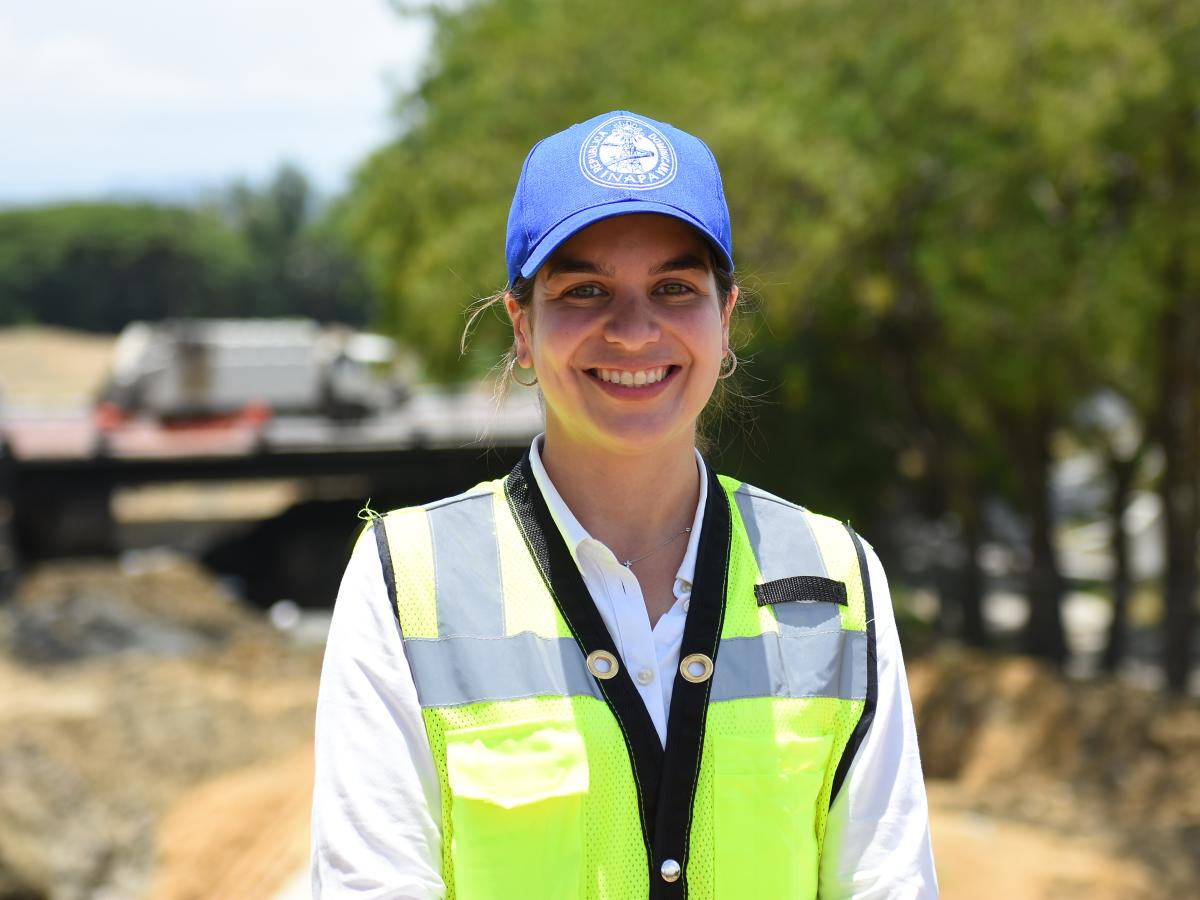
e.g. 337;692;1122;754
0;166;373;332
0;203;252;330
217;164;374;324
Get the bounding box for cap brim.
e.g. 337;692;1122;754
519;199;733;280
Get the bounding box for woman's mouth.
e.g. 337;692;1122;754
585;365;679;396
590;367;676;388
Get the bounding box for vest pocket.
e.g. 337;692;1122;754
713;732;833;899
444;719;589;899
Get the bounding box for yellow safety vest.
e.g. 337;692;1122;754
368;456;876;899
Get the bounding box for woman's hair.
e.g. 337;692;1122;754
462;245;748;454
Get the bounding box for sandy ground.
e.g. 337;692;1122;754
929;782;1153;900
0;326;115;407
151;745;315;900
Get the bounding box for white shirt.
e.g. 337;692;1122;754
311;436;938;898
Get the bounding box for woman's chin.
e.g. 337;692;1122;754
547;413;698;461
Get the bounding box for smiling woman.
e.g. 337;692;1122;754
311;111;939;899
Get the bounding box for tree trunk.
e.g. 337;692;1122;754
1101;455;1136;674
1155;101;1200;692
1020;406;1066;664
1157;291;1198;692
955;485;988;647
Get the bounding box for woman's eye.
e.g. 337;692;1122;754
657;282;695;297
565;284;604;299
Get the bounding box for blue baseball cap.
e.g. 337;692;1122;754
505;110;734;284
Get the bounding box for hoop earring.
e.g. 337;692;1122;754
718;350;738;380
512;363;538;387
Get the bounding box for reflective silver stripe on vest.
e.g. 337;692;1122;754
734;483;826;579
427;491;505;638
405;633;604;708
710;630;867;702
769;597;844;632
402;629;866;708
734;484;834;631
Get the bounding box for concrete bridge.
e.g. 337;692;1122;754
0;386;542;601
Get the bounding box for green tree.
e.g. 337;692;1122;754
217;164;373;324
0;167;374;333
1101;0;1200;690
0;203;254;330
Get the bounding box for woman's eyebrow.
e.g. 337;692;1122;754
544;258;614;279
650;253;709;275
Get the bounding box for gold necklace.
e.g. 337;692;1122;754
621;526;692;568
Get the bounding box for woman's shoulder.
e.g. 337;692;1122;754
349;477;508;559
717;471;882;565
364;478;505;523
718;474;805;509
716;473;845;530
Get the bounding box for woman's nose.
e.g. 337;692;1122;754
602;292;660;348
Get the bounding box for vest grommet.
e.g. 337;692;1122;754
660;858;682;882
586;649;620;680
679;653;714;683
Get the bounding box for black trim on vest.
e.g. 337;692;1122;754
652;461;731;900
503;455;730;900
503;456;662;878
830;526;878;805
754;575;848;607
371;519;403;636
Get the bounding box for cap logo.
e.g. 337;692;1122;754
578;115;677;191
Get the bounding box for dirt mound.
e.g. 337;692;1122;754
1;554;269;665
909;652;1200;895
150;746;313;900
0;556;320;899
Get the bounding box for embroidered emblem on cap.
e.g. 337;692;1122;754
578;115;677;190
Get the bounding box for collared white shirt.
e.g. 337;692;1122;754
528;438;707;747
312;436;938;898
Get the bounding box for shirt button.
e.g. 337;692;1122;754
682;598;690;612
660;859;681;882
636;667;655;685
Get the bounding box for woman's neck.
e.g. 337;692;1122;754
539;433;701;565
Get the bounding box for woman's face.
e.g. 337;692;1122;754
506;213;737;459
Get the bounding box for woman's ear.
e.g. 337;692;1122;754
720;285;739;353
504;292;533;368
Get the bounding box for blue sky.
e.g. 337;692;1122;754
0;0;430;206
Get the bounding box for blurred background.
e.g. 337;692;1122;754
1;0;1197;897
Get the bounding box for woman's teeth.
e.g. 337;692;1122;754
595;367;668;386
